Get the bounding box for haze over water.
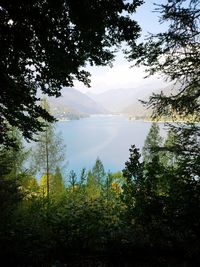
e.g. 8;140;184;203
57;115;165;176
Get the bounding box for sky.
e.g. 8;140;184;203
73;0;169;95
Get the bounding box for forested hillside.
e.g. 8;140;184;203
49;87;108;120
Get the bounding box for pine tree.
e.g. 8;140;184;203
80;167;87;186
68;170;77;191
52;166;65;195
142;122;162;163
122;145;144;213
160;128;179;168
32;99;66;198
86;170;101;201
91;157;106;186
130;0;200;120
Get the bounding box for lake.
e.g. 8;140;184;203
57;115;165;176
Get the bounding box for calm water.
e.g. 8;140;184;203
57;115;165;176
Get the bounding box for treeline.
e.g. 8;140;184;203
0;122;200;266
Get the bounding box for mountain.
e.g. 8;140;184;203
121;84;178;118
121;99;151;119
87;83;166;113
47;84;178;120
87;87;142;113
48;87;108;119
88;83;177;118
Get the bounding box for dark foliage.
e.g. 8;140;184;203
0;0;143;144
129;0;200;120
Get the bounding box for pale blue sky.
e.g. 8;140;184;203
134;0;167;37
74;0;169;94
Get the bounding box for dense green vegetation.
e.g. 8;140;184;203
0;122;199;266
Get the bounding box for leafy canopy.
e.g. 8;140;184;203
0;0;143;144
129;0;200;120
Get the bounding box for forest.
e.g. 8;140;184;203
0;0;200;266
1;121;199;266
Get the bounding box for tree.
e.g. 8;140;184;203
51;166;65;195
128;3;200;251
160;128;179;168
91;157;106;186
32;100;66;197
39;167;65;196
80;167;87;185
142;122;162;163
0;0;143;144
122;145;144;214
129;0;200;121
86;170;101;200
167;123;200;181
104;171;123;201
19;174;39;199
0;127;29;180
84;158;106;200
68;170;77;191
39;173;53;197
128;0;200;191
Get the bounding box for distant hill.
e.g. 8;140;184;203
47;84;178;120
87;87;146;113
50;105;88;121
48;87;108;120
121;84;178;118
88;84;177;118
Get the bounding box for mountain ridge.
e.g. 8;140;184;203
48;87;108;120
87;84;177;118
47;84;177;120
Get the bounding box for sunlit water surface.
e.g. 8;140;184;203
57;115;165;176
